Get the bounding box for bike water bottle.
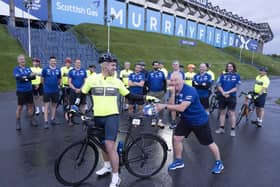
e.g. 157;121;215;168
117;141;124;155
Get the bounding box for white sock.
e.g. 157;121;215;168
104;161;111;168
112;172;119;182
258;119;262;122
42;107;45;112
36;107;40;112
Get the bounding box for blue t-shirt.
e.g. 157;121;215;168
68;68;87;89
129;72;145;94
167;71;185;80
41;66;61;93
147;70;166;92
13;66;33;92
217;72;241;97
193;73;212;98
176;84;208;126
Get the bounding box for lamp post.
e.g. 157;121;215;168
23;0;32;57
106;14;115;54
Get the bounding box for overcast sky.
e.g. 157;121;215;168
211;0;279;55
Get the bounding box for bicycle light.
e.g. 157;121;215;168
143;104;157;116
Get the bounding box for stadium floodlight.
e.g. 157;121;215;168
105;14;115;54
23;0;33;57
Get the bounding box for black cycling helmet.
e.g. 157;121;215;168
259;66;268;72
98;53;117;64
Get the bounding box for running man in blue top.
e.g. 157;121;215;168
155;72;224;174
215;62;241;137
41;56;62;128
128;63;145;113
14;54;37;130
68;59;87;116
192;63;212;113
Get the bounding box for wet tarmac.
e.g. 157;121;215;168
0;79;280;187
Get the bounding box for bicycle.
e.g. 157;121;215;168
209;92;219;114
54;103;169;186
56;86;71;111
236;91;256;126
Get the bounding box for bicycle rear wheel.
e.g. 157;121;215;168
209;95;217;113
236;104;246;126
54;140;99;186
124;134;167;178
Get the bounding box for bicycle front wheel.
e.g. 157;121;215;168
236;104;246;126
54;140;99;186
124;134;167;178
209;95;217;113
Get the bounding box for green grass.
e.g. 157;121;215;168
276;98;280;105
0;24;30;91
75;23;259;79
224;47;280;75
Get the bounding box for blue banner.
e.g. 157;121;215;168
222;30;229;48
228;33;235;47
179;39;196;46
214;28;222;48
146;9;161;33
0;0;10;16
175;17;186;37
108;0;126;28
197;23;206;42
128;4;144;31
235;35;258;51
15;0;48;20
52;0;104;25
247;40;258;52
187;20;197;39
162;13;174;35
206;26;214;45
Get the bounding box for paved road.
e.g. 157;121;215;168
0;79;279;187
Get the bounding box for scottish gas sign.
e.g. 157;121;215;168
52;0;104;25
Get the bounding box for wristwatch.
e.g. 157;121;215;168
165;105;168;110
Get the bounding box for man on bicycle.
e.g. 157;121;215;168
155;72;224;174
73;54;157;187
251;67;270;127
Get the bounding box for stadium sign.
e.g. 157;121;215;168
179;39;197;47
14;0;48;20
52;0;104;25
0;0;10;16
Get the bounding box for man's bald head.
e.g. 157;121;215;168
170;72;184;92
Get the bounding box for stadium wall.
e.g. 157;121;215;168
1;0;269;53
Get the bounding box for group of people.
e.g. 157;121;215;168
13;53;270;187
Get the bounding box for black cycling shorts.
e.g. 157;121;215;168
94;114;119;141
128;98;144;105
69;89;86;105
200;97;209;109
254;93;267;108
43;92;59;103
32;84;43;96
218;95;237;111
16;91;33;106
174;119;213;145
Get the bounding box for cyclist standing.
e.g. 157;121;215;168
41;56;62;129
68;59;87;118
60;57;73;108
86;64;97;77
30;58;43;115
155;72;224;174
184;64;196;86
14;54;37;130
251;67;270;127
215;62;241;137
73;54;157;187
192;63;212;114
159;61;168;78
119;61;133;89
